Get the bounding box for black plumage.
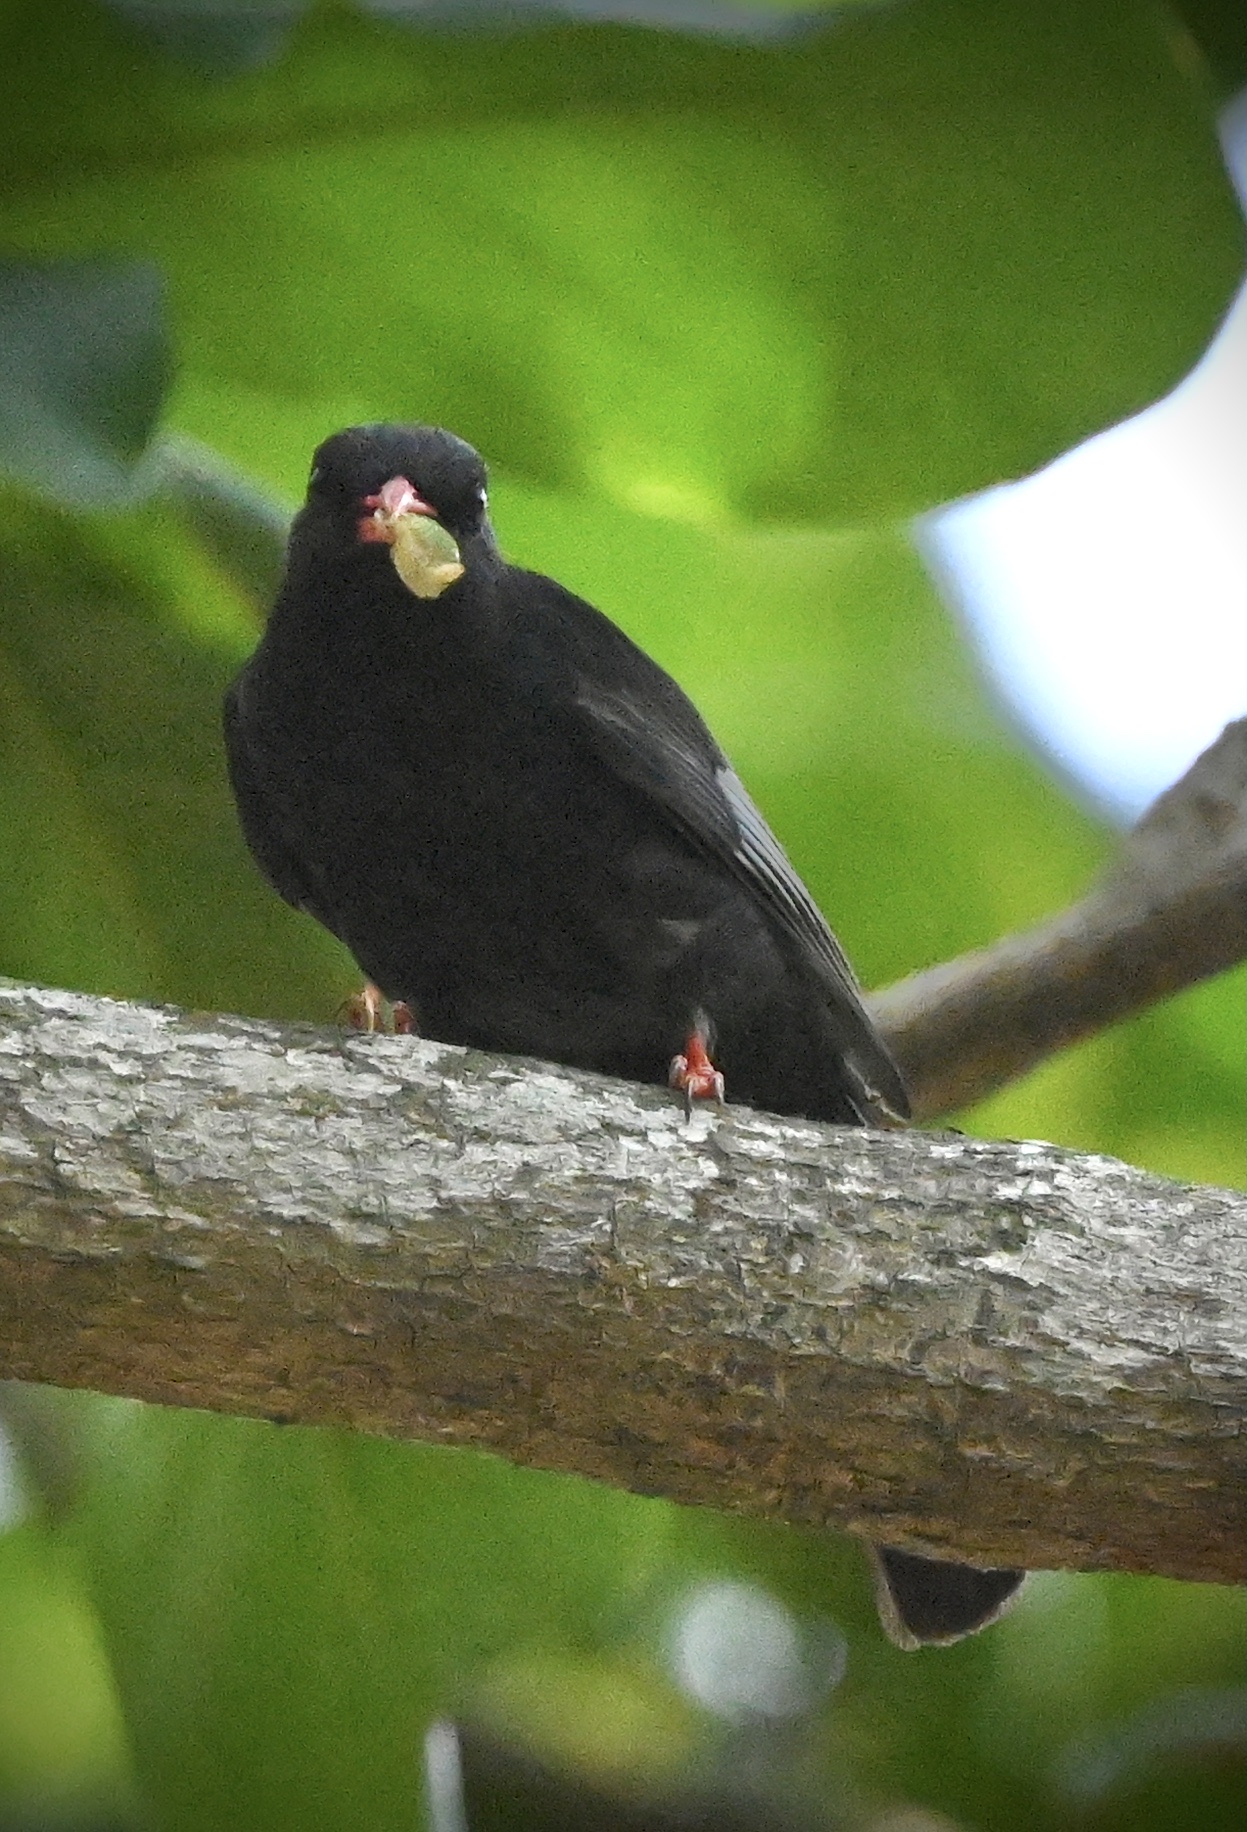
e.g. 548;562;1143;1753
224;422;1023;1646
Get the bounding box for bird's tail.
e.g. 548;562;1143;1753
869;1545;1025;1649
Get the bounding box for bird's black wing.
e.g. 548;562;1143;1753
511;574;910;1119
223;672;321;916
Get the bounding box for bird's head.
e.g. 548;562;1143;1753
304;424;493;599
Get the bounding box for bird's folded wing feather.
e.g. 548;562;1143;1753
519;580;910;1118
222;676;322;917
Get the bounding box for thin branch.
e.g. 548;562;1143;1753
872;718;1247;1118
1;981;1242;1583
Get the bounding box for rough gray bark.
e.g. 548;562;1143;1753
1;980;1242;1584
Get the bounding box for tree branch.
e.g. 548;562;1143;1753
873;718;1247;1118
1;981;1242;1583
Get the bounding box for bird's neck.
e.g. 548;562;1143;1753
261;524;507;690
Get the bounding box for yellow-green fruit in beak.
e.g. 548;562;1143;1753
359;476;466;598
391;513;464;599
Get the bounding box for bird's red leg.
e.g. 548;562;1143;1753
668;1028;725;1118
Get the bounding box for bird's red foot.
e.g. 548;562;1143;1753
339;984;418;1034
339;983;385;1032
668;1031;725;1118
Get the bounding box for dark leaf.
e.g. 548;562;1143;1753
361;0;844;44
0;259;170;508
156;435;291;607
100;0;310;73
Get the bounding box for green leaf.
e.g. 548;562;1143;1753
1;0;1238;520
1169;0;1247;99
99;0;888;82
0;1522;136;1820
100;0;310;74
61;1400;684;1832
360;0;866;43
0;259;171;508
0;480;350;1016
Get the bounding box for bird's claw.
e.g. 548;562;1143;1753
339;984;417;1035
668;1032;725;1118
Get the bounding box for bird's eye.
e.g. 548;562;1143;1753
477;488;488;507
308;464;322;487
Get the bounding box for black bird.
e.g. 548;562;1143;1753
224;423;1024;1649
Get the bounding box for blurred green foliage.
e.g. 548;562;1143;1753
0;1;1242;1829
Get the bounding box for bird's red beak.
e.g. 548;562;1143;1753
358;475;438;544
